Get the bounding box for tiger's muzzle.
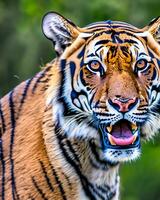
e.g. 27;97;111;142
93;96;144;162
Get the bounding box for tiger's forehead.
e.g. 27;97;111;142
81;20;145;54
83;31;146;63
85;32;134;51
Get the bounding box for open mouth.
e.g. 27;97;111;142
99;119;140;150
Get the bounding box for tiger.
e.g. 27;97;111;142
0;11;160;200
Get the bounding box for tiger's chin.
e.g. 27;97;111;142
99;119;141;163
104;148;141;163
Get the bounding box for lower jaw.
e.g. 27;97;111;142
101;134;141;162
103;146;141;163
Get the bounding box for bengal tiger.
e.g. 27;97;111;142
0;11;160;200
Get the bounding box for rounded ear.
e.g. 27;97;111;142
42;12;80;56
145;17;160;44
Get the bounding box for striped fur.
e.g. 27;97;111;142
0;12;160;199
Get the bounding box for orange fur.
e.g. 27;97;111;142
0;65;80;199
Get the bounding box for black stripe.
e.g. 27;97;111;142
91;30;140;42
89;140;118;167
66;140;81;165
95;112;115;117
96;184;110;193
39;160;54;192
95;39;110;46
77;46;86;59
50;164;68;200
0;139;5;200
151;67;157;80
9;90;20;200
96;185;116;200
89;156;109;171
111;25;140;33
32;177;48;200
32;66;52;94
55;123;96;200
61;171;72;190
58;59;66;98
69;62;76;91
86;23;140;33
18;78;34;114
89;185;106;200
0;101;6;133
123;39;138;44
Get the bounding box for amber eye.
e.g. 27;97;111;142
87;60;104;75
135;59;148;70
89;60;101;70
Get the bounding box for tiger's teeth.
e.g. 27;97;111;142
106;126;112;133
132;133;138;144
131;123;137;131
108;134;116;145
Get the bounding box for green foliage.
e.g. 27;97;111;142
121;137;160;200
0;0;160;199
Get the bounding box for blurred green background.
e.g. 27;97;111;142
0;0;160;199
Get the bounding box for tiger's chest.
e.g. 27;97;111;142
78;184;119;200
76;171;119;200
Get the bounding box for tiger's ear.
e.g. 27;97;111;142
146;17;160;44
42;12;80;55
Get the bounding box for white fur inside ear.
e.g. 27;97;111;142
42;13;70;39
42;12;73;54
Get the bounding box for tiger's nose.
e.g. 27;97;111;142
108;97;138;112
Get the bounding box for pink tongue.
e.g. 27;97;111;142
111;121;133;146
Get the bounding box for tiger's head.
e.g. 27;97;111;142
42;12;160;163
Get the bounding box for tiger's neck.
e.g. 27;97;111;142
43;102;120;200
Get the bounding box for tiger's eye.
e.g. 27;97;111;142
89;60;101;70
136;59;147;69
87;60;105;76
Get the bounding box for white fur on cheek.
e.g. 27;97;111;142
62;116;98;139
142;112;160;140
142;92;160;140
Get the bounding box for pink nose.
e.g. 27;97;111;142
109;97;137;112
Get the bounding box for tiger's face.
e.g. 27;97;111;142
42;13;160;163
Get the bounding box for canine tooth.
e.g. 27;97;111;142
132;133;138;144
108;134;116;145
106;126;112;133
131;123;137;131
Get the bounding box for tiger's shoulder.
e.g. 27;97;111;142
0;63;57;136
